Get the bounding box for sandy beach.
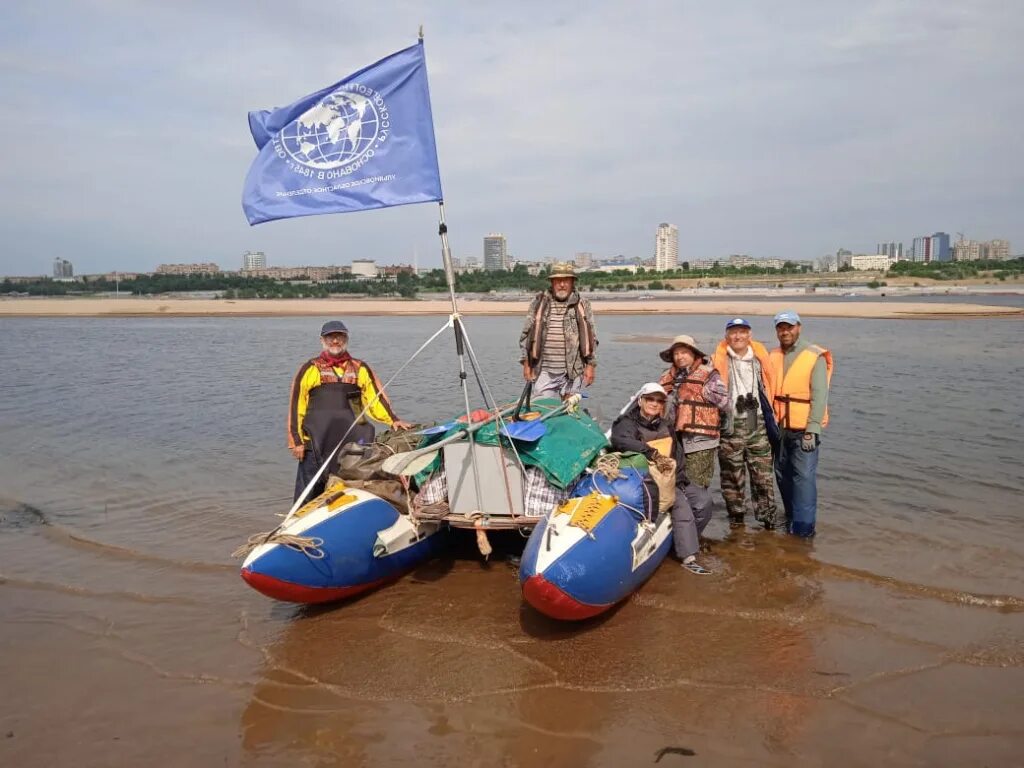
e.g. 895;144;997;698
2;296;1022;319
2;314;1023;766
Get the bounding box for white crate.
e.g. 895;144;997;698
443;442;525;518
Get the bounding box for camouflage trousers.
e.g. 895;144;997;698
718;411;778;528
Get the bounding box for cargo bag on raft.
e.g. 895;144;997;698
325;428;426;514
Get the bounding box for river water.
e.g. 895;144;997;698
2;313;1023;766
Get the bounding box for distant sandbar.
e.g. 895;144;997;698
1;296;1021;320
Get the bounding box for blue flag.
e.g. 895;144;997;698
242;41;443;225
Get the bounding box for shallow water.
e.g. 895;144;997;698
1;314;1023;766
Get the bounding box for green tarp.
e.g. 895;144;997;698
415;399;609;489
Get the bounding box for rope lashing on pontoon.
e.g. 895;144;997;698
590;454;652;523
232;532;325;560
594;453;623;479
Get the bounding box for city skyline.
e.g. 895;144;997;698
6;224;1015;280
1;2;1022;276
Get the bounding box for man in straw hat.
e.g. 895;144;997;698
519;262;598;400
658;334;731;545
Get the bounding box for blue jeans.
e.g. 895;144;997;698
774;430;819;537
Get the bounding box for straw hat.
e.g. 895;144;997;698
659;334;706;362
547;262;577;280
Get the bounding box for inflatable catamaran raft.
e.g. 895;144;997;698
238;397;672;617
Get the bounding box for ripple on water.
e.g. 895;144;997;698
0;499;48;530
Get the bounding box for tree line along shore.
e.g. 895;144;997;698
3;258;1021;300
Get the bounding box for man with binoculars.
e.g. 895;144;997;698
711;318;780;529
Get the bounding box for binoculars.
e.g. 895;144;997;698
735;392;757;413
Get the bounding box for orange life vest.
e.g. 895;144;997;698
313;356;361;385
660;364;721;438
768;345;833;431
711;339;775;396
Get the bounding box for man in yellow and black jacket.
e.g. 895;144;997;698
288;320;412;500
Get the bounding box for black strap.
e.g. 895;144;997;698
513;381;533;421
683;422;719;432
773;393;810;429
775;394;810;404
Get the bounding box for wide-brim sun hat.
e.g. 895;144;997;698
659;334;706;362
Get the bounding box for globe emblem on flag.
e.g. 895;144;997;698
280;89;381;170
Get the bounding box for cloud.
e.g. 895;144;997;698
0;0;1021;275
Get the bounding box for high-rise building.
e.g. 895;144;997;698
52;258;73;278
952;240;981;261
986;239;1011;260
483;233;508;271
654;223;679;272
573;251;593;268
242;250;266;270
877;242;904;260
953;239;1012;261
911;236;932;263
930;232;951;262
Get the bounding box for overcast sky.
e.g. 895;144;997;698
1;0;1021;275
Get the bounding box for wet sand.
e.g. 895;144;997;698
2;296;1023;319
2;315;1023;766
2;524;1022;767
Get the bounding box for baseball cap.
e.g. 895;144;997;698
637;382;668;400
320;320;349;336
773;310;801;326
725;317;751;330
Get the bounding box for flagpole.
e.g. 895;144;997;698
438;202;459;314
437;201;488;523
427;33;515;528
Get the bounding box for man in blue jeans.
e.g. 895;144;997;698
768;311;833;537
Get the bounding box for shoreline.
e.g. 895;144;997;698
1;296;1022;320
